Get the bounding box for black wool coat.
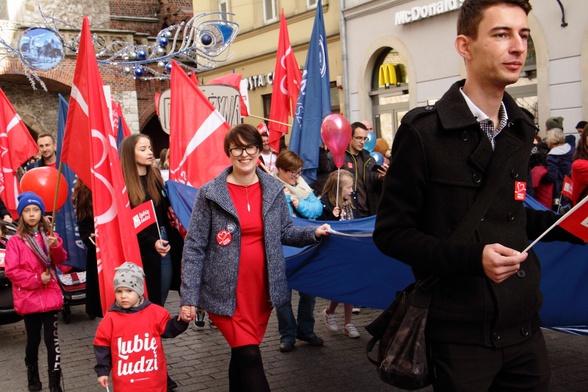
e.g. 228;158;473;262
374;80;582;348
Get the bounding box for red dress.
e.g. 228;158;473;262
208;182;272;347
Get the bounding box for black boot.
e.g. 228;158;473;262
26;362;42;391
48;368;63;392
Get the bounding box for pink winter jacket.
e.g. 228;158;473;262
4;233;67;316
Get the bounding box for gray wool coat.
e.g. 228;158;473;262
180;166;319;316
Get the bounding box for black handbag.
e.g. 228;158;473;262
366;154;513;389
365;277;437;389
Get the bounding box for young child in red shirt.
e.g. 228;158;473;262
93;262;191;391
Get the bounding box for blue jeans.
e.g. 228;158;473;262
276;291;316;344
160;226;172;306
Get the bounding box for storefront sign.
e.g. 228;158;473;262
247;72;274;90
395;0;464;25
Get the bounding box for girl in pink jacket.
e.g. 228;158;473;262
5;192;67;392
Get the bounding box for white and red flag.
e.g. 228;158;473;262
131;200;158;235
0;88;39;218
268;9;302;151
169;61;231;188
207;73;248;117
524;196;588;252
61;16;142;313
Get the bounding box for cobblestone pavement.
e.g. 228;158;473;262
1;292;587;391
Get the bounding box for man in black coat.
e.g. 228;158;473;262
374;1;585;390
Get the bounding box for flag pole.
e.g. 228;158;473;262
522;196;588;253
248;114;291;127
49;161;65;235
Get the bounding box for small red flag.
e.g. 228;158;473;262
559;196;588;242
169;61;231;188
131;200;158;234
268;9;302;151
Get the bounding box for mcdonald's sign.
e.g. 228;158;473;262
379;64;397;88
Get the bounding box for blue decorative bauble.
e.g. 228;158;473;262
165;63;172;73
137;50;147;60
134;67;144;77
201;33;213;46
363;132;377;152
158;36;169;47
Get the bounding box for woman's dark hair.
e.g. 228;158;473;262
119;134;163;207
72;180;93;222
223;124;263;157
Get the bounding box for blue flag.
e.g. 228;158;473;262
289;0;331;184
55;94;88;270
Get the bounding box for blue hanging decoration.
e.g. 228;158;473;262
0;5;240;90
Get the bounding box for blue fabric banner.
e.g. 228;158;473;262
289;0;331;184
165;180;588;332
54;95;87;270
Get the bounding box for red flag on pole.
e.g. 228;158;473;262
61;16;142;313
169;61;231;188
207;73;248;117
0;89;38;218
558;196;588;242
268;9;302;151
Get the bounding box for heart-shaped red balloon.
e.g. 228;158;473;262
321;114;352;168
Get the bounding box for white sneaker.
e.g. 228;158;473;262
344;323;360;338
323;308;338;332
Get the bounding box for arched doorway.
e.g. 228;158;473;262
369;47;410;149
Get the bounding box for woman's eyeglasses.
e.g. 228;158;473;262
288;170;302;177
228;146;259;157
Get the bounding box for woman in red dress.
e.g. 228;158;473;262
180;124;331;391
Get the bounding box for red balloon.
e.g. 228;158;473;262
20;167;68;212
321;114;352;168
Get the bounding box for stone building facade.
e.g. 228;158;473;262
0;0;193;155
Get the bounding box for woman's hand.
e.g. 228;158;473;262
178;305;194;323
179;305;196;322
155;239;170;256
2;215;12;223
315;223;331;238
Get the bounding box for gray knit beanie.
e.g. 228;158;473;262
546;116;564;131
113;262;145;297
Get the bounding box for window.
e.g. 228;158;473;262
307;0;318;9
219;0;230;20
263;0;278;23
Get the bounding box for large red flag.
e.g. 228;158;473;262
207;73;248;117
61;17;142;313
169;61;231;188
0;89;38;218
268;9;302;151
